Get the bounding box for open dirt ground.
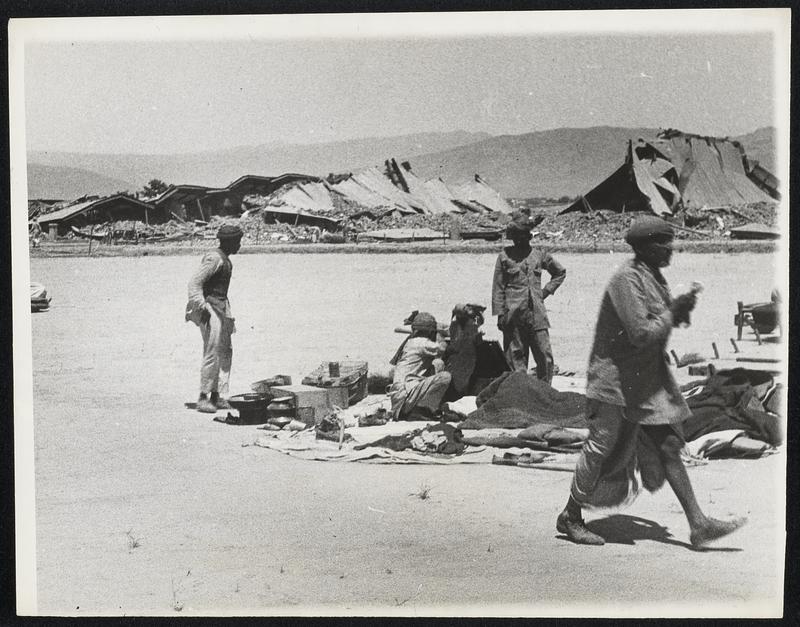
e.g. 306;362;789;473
25;251;785;616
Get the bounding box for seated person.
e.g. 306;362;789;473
388;312;452;420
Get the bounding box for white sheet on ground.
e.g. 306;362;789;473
445;396;477;417
685;429;747;458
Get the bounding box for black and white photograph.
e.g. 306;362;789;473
10;9;789;617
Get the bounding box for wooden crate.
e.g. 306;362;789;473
268;384;332;426
301;361;368;408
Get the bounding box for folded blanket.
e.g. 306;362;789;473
683;368;782;446
460;372;587;430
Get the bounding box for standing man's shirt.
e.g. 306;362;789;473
586;258;689;425
185;248;234;324
491;247;566;329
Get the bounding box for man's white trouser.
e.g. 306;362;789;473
199;310;233;396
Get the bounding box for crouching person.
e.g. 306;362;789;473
389;312;452;421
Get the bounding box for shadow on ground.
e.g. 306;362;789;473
557;514;743;552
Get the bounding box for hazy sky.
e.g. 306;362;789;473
23;29;776;154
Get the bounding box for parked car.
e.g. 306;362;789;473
30;282;51;312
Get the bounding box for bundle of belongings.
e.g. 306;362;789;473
354;422;466;456
681;368;783;458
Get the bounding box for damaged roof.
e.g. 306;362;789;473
449;175;515;214
226;173;323;196
37;194;154;225
562;130;777;216
150;185;222;207
646;131;773;207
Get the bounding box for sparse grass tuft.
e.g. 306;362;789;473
410;482;432;500
126;529;141;553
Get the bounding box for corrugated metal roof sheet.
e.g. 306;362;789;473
267;181;336;213
37;195;154;224
350;167;425;214
151;185;220;206
330;177;398;210
226;173;322;195
396;165;459;215
244;160;511;219
36;198;98;223
450;176;514;214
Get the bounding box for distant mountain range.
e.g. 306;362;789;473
27;126;775;201
27;163;135;200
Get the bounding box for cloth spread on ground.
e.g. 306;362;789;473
252;420;579;466
460;371;587;429
682;368;782;446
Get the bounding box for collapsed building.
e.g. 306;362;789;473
561;130;779;216
36;194;159;238
32;158;513;237
243;159;513;221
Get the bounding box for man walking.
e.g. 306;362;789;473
557;216;746;547
492;213;566;382
185;224;244;413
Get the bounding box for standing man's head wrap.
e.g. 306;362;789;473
506;214;534;239
217;224;244;241
625;216;674;248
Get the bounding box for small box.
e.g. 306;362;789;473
301;361;368;408
269;384;332;426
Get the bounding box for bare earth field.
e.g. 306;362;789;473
26;251;785;616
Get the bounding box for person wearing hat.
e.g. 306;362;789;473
388;311;452;420
491;212;566;381
185;224;244;413
556;216;746;547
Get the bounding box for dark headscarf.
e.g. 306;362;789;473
625;216;674;247
217;224;244;240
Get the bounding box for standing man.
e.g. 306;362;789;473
185;224;244;413
29;219;42;247
388;312;452;420
557;216;746;547
492;213;566;382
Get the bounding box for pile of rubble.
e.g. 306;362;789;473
183;200;778;245
530;201;779;244
62;200;778;247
